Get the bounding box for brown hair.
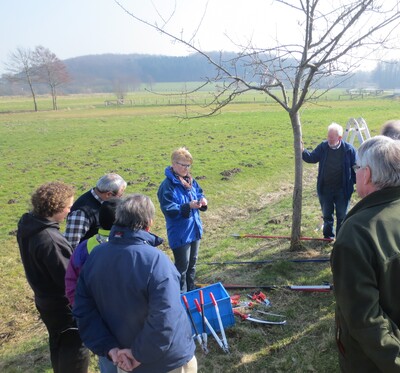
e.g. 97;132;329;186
31;182;75;218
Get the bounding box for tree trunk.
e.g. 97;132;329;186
290;110;303;250
27;76;38;112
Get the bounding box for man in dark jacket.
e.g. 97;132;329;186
331;136;400;372
302;123;356;239
73;194;197;373
17;182;89;373
65;173;126;249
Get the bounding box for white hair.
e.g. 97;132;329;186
357;135;400;189
328;122;343;137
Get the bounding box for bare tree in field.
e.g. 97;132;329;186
33;46;69;110
116;0;400;249
4;47;39;111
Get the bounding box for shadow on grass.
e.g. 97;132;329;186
0;344;51;373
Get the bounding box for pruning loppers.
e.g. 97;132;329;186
199;290;208;354
209;292;229;353
248;290;271;307
194;298;229;353
233;308;287;325
182;295;208;354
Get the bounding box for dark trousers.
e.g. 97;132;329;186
318;187;350;239
173;240;200;293
36;303;90;373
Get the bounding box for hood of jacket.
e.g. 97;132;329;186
109;225;164;247
18;212;60;239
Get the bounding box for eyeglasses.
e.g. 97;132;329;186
352;164;362;172
175;162;191;168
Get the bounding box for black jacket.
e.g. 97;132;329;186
17;212;72;309
70;189;102;243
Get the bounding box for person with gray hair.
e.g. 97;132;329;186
73;194;197;373
331;135;400;372
302;122;357;239
65;173;127;249
380;119;400;140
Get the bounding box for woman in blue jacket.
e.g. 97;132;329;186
158;147;207;292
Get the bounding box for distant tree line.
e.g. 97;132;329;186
1;51;400;98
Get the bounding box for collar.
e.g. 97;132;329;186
91;188;104;203
109;225;164;247
328;140;342;150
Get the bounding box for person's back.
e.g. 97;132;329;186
65;198;119;306
65;173;126;249
74;194;196;373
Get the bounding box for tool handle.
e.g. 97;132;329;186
182;295;190;310
182;296;200;335
233;308;249;320
199;290;204;305
194;298;201;312
209;292;217;306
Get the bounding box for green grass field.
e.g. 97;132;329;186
0;91;398;372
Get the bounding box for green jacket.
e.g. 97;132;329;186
331;186;400;373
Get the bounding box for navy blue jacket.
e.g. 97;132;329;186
302;140;356;200
73;226;195;373
157;167;205;249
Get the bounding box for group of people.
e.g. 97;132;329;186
304;119;400;371
17;147;206;373
16;119;400;372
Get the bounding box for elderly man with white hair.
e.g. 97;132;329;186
331;135;400;372
302;122;357;240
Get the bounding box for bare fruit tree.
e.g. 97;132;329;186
4;47;39;111
116;0;400;249
33;46;70;110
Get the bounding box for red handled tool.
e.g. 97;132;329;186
210;292;229;353
233;308;287;325
199;290;208;354
194;299;228;353
182;295;208;354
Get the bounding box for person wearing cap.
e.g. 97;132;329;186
65;173;126;249
302;123;356;240
157;147;207;293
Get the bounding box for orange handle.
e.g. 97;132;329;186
209;292;217;306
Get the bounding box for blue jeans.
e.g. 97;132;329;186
318;187;350;239
99;355;118;373
173;240;200;293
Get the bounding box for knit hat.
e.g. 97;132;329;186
99;198;119;230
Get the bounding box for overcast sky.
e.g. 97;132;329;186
1;0;398;75
0;0;300;73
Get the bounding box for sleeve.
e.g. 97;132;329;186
332;229;400;371
302;143;323;163
73;271;119;357
65;251;80;306
65;210;90;249
158;181;190;219
350;147;357;184
131;254;186;363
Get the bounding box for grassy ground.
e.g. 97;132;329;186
0;92;398;372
